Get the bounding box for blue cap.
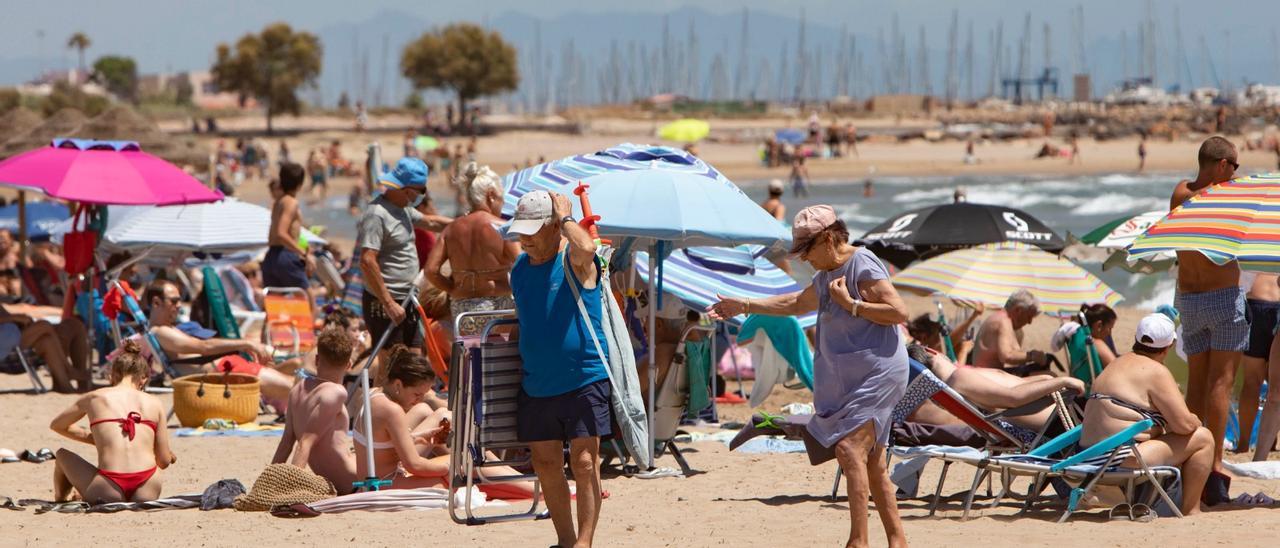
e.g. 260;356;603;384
379;157;429;190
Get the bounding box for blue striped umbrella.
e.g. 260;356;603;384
634;246;816;329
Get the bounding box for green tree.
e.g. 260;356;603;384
91;55;138;103
400;23;519;119
66;32;91;75
0;89;20;113
171;74;194;106
41;81;108;116
210;22;322;134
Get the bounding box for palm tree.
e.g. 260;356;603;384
66;32;90;77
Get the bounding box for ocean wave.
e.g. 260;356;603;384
1070;194;1167;216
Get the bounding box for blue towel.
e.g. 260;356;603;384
737;315;813;390
733;438;807;454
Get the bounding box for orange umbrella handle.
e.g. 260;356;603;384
574;181;611;245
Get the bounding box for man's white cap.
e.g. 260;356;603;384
1135;313;1177;348
508;190;554;235
768;179;784;192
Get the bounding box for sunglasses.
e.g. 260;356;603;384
1226;159;1240;171
165;296;182;305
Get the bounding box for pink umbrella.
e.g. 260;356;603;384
0;138;222;205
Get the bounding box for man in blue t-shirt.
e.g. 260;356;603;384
508;190;610;548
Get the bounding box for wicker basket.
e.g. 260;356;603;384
172;373;261;427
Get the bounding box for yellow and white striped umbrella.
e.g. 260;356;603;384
891;242;1122;316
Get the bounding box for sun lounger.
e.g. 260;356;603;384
0;323;46;394
447;311;546;525
965;418;1183;522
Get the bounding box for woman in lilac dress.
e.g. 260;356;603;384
709;205;908;548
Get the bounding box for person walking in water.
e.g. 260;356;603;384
708;206;909;548
1170;136;1244;505
789;156;810;198
1138;137;1148;173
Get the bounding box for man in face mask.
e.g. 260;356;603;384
357;157;450;361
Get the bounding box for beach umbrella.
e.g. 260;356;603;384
101;199;269;252
502;143;789;468
892;242;1122;316
658;119;710;142
1128;173;1280;272
0;201;68;240
1073;210;1175;273
0;138;222;206
413;135;439;152
857;202;1065;269
774;128;806;145
634;245;816;329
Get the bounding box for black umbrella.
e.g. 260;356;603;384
856;202;1064;269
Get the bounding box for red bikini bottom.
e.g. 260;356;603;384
99;467;157;499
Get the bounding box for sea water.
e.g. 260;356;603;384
743;171;1182;310
305;171;1184;310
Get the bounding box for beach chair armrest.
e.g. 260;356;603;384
1027;424;1083;458
1050;418;1153;471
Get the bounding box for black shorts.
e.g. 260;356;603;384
1245;299;1280;359
362;291;424;348
517;380;612;443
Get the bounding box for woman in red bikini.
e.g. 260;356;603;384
49;340;176;503
355;345;535;498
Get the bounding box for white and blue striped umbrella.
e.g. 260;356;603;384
501;143;790;249
635;245;816;329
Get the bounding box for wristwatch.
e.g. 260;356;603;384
560;216;576;227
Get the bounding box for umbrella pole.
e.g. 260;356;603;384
646;246;657;470
16;193;25;258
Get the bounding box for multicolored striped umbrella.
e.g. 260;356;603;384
1127;173;1280;272
892;242;1122;316
1075;210;1176;273
634;245;816;329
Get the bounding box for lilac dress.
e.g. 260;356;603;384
805;247;908;448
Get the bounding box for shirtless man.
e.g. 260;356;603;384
1171;136;1243;501
263;163;313;290
272;327;357;494
1239;273;1279;453
761;180;786;221
910;346;1084;432
972;289;1049;374
142;280;293;404
425;162;519;338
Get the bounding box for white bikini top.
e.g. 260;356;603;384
352;392;395;450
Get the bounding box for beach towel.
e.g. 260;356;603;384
564;247;651;467
889;445;987;498
304;487;500;513
202;265;241;339
734;438;807;454
744;336;789;408
17;495;201;513
738;314;814;390
1221;460;1280;480
684;339;712;415
177;424;284;437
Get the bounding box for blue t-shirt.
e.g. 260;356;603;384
511;249;610;397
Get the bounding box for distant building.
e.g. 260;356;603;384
137;71;252;110
16;68;108;97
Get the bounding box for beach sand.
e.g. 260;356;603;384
2;296;1277;547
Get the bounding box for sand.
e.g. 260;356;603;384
2;294;1277;547
1;115;1278;546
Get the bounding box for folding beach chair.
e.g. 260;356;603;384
1063;313;1103;390
833;358;1079;517
447;311;546;525
262;287;317;361
0;323;47;394
977;418;1183;522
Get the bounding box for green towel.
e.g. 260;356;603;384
202;266;241;339
684;339;712;415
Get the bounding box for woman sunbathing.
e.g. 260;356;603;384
49;341;176;503
354;345;535;498
1080;313;1213;516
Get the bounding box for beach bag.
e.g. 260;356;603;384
172;372;261;427
63;203;97;276
562;246;651;467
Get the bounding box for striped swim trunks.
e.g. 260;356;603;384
1074;444;1136;469
1174;285;1248;356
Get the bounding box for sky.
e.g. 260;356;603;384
3;0;1278;102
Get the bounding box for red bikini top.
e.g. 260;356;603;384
90;411;158;441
